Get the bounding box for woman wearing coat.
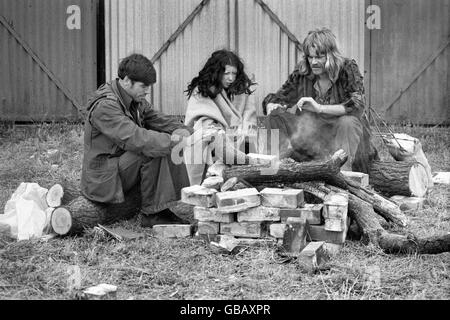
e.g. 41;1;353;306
184;49;257;185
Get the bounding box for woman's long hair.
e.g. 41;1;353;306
298;28;345;82
186;49;255;99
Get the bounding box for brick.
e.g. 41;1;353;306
269;223;287;239
220;222;265;238
260;188;304;208
181;185;217;208
280;204;323;224
215;188;260;209
307;224;348;244
298;241;326;272
193;207;235;223
282;217;309;255
324;217;347;232
389;195;425;211
197;221;220;235
201;176;224;190
152;225;192;238
341;171;369;188
237;206;280;222
323;193;348;219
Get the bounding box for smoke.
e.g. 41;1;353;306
287;112;336;162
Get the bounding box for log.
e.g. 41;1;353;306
337;183;407;228
51;186;141;235
369;161;429;197
224;149;348;188
291;182;450;254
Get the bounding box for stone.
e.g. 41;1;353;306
298;241;326;272
269;223;287;239
152;225;192;238
196;221;220;235
220;222;265;238
215;188;260;209
193;207;235;223
181;185;217;208
341;171;369;188
260;188;304;209
237;206;280;222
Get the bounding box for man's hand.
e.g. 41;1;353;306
296;97;323;114
266;103;287;115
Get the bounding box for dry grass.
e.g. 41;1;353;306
0;122;449;300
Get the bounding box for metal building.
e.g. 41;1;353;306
0;0;98;121
105;0;365;116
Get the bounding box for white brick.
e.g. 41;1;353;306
324;217;347;232
298;241;326;272
215;188;260;209
220;222;264;238
181;185;217;208
237;206;280;222
341;171;369;188
323;193;348;219
260;188;304;208
269;223;287;239
193;207;235;223
197;221;220;235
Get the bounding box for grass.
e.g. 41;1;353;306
0;122;449;300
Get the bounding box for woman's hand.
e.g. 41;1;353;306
296;97;323;114
266;103;287;115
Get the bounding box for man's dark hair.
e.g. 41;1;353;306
118;54;157;86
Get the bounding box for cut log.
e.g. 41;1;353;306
51;207;72;235
224;149;348;188
51;186;141;235
46;184;64;207
369;161;429;197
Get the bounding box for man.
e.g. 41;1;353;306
263;28;378;172
81;53;193;227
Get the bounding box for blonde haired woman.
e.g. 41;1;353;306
263;28;377;172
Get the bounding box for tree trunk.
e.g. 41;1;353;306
369;161;429;197
51;186;141;235
223;149;348;188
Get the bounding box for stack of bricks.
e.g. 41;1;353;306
181;182;350;257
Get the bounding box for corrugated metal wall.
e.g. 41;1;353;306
0;0;97;121
105;0;364;116
368;0;449;124
238;0;365;114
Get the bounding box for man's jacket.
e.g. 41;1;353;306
81;79;190;204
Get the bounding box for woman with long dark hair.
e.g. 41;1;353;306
184;49;257;185
263;28;378;172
